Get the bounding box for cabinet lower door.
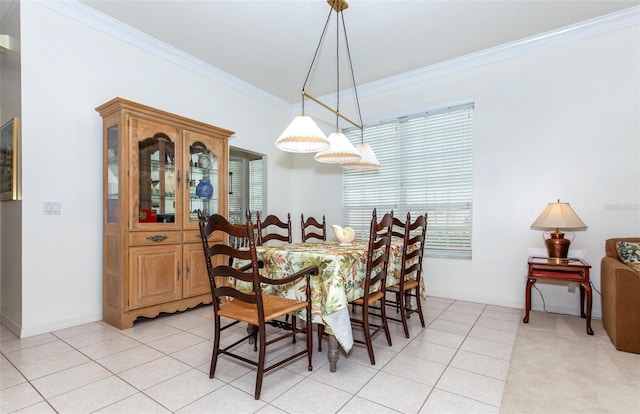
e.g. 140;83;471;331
129;245;182;309
183;243;211;298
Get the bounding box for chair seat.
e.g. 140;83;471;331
351;290;384;306
389;279;419;292
219;294;307;326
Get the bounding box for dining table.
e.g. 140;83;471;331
234;239;405;372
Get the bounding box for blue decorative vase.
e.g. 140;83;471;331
196;179;213;199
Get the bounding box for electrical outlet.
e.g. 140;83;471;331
43;201;61;215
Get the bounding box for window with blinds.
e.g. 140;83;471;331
229;151;264;224
249;158;263;215
343;103;474;259
228;159;244;223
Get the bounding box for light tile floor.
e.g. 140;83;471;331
0;297;525;413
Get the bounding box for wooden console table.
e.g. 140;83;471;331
523;256;593;335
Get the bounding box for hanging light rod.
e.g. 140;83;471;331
302;91;362;131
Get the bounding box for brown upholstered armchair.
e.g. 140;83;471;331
601;238;640;354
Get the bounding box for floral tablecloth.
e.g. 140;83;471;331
234;240;403;352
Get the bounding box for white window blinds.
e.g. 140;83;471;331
343;103;474;259
228;159;244;224
228;157;263;223
249;158;263;215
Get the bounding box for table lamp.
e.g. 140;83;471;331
530;200;587;260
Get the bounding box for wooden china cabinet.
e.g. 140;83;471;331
96;98;233;329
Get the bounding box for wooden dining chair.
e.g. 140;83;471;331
386;212;428;338
348;208;393;365
227;223;257;265
198;211;317;400
391;212;405;239
256;212;292;245
301;214;326;242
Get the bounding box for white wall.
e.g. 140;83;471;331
355;26;640;316
15;1;299;336
9;1;639;336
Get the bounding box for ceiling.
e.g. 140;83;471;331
78;0;639;105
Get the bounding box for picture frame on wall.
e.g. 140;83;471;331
0;117;20;201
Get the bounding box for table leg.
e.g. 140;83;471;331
579;283;586;318
580;282;594;335
247;324;256;345
327;335;339;372
404;290;413;318
523;277;535;323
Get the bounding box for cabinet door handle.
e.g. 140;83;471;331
147;235;168;242
177;170;181;190
186;261;190;279
177;262;181;281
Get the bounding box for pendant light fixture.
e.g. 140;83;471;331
276;0;379;169
275;102;330;153
342;140;380;169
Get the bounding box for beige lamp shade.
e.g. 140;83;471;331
314;132;361;164
275;115;330;153
530;202;588;230
342;142;380;170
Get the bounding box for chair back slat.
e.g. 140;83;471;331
256;212;292;245
198;210;265;309
301;214;327;242
364;209;393;294
391;215;405;239
400;212;428;285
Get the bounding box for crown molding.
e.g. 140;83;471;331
305;5;640;115
35;0;292;111
37;1;638;115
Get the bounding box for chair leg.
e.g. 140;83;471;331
399;288;410;338
380;298;393;347
210;317;221;378
306;307;313;371
362;304;376;365
414;288;426;327
254;325;267;400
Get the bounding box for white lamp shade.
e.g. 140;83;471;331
531;202;588;230
275;115;330;153
314;132;361;164
342;142;380;170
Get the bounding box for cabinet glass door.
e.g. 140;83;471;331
130;117;182;229
106;125;119;223
188;141;217;222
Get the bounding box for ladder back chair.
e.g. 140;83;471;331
301;214;327;242
198;211;317;400
228;223;255;265
391;213;406;239
386;212;428;337
348;208;394;365
256;212;292;245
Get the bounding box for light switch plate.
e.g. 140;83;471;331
43;202;61;215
